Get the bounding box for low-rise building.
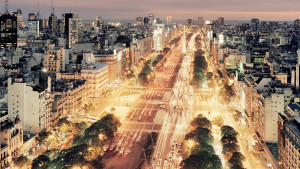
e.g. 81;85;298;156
1;116;23;168
81;63;109;98
280;118;300;169
8;78;52;134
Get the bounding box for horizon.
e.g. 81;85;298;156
3;0;300;21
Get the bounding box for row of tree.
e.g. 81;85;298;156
186;33;194;42
191;49;208;87
195;35;202;49
169;36;182;47
218;83;235;104
135;132;158;169
220;125;245;169
27;114;121;169
137;53;166;86
181;114;222;169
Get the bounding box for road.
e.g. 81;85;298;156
151;32;198;169
103;34;186;169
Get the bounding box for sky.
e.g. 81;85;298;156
4;0;300;21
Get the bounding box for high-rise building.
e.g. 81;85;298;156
12;8;23;28
144;17;149;25
0;13;17;49
49;14;57;34
198;17;204;25
187;19;192;25
95;17;104;29
167;16;172;25
149;14;154;23
136;17;143;26
28;13;43;36
8;78;52;134
64;13;83;48
64;13;74;37
294;19;300;29
67;17;84;48
251;18;260;32
279;119;300;169
44;48;69;73
218;17;224;25
28;13;35;20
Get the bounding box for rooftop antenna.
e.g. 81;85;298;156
5;0;8;13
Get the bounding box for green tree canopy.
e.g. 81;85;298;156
228;152;246;167
31;155;51;169
190;116;212;130
13;155;32;169
221;135;238;145
221;125;238;138
181;151;222;169
186;127;213;145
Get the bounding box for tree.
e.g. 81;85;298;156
221;135;238;145
211;116;224;127
181;151;222;169
192;143;215;155
74;122;88;134
38;131;51;144
83;103;96;113
233;110;243;123
206;72;213;80
222;143;240;158
138;72;149;86
221;125;238;138
228;152;245;167
230;164;245;169
13;155;32;169
43;149;60;161
186;127;213;145
31;155;51;169
218;84;235;103
190;117;212;130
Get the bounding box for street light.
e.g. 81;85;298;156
98;133;106;140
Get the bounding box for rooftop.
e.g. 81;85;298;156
82;63;107;70
286;120;300;144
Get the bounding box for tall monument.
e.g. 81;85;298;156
182;25;187;53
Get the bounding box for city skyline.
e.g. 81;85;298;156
3;0;300;21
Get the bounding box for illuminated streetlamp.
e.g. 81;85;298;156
98;133;106;140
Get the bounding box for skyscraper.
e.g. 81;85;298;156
251;18;260;32
49;14;57;34
144;17;149;25
64;13;74;36
149;14;154;23
0;13;17;49
68;17;84;48
28;13;43;36
12;8;23;28
218;17;224;25
294;19;300;29
167;16;172;25
136;17;143;26
198;17;204;26
187;19;192;25
95;17;104;29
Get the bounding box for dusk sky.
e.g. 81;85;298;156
4;0;300;21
